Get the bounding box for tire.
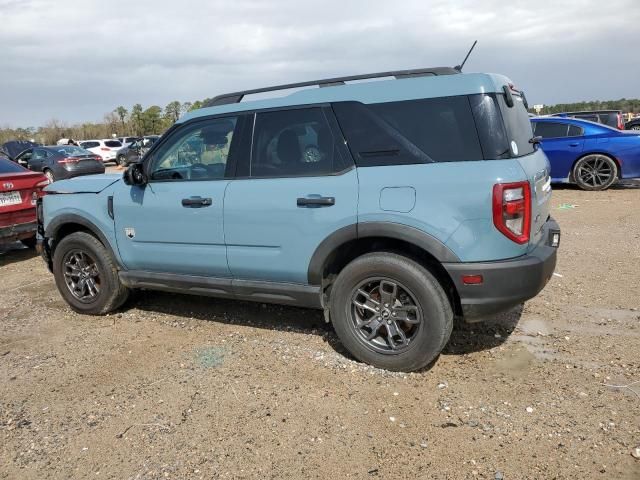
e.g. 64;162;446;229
44;169;54;183
573;154;618;191
329;252;453;372
630;125;640;131
117;155;127;167
52;231;129;315
21;236;37;249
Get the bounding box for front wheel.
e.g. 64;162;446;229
573;154;618;191
52;232;129;315
329;252;453;372
117;155;127;167
630;125;640;131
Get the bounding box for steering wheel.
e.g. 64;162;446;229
303;144;322;163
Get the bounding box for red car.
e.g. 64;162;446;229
0;157;49;248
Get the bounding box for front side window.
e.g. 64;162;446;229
148;116;239;181
250;108;341;177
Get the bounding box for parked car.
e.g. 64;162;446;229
38;66;560;372
2;140;41;160
79;139;123;163
14;145;105;183
531;117;640;190
0;157;48;247
625;116;640;131
115;135;160;166
551;110;624;130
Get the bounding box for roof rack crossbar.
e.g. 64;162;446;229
204;66;459;107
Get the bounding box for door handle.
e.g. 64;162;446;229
297;196;335;207
181;196;213;208
569;142;580;147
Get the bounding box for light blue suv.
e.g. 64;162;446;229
37;66;560;371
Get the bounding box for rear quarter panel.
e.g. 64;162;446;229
357;160;531;262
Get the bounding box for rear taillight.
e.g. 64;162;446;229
58;157;80;164
617;114;624;130
492;181;531;244
100;147;110;151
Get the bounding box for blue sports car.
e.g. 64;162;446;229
531;116;640;190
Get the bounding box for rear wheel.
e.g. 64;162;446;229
329;252;453;372
52;232;129;315
44;169;54;183
631;125;640;131
573;154;617;191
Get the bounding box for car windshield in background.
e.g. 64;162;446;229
104;140;122;148
0;158;26;173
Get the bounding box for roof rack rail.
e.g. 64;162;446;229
203;66;460;107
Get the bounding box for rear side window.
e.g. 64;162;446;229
104;140;122;148
568;125;583;137
250;108;344;177
334;97;483;166
496;93;535;157
535;122;569;138
82;141;100;149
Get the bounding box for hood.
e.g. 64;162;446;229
2;140;41;159
44;173;121;194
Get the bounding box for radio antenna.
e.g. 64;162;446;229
454;40;478;72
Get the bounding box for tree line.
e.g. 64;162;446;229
0;99;211;146
534;98;640;115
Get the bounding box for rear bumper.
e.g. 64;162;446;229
0;221;37;242
444;218;560;322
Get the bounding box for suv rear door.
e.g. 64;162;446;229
223;106;357;284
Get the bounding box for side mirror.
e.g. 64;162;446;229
123;163;148;186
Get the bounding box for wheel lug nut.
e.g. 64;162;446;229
392;312;396;316
375;307;380;311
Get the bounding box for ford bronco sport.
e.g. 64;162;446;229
37;66;560;371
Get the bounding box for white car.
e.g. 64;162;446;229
79;139;123;163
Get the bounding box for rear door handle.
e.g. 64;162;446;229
181;196;212;208
569;142;580;147
297;196;335;207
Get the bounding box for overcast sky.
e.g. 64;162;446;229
1;0;639;127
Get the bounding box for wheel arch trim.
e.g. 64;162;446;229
307;222;461;285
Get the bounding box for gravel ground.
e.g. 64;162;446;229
1;184;639;479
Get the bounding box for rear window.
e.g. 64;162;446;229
334;96;483;166
496;93;535;157
0;158;26;173
104;140;122;148
56;146;93;156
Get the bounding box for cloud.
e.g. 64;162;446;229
1;0;638;126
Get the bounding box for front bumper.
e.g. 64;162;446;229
0;221;37;242
444;218;560;322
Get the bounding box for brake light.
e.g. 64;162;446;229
58;157;80;164
100;147;110;151
492;181;531;244
617;114;624;130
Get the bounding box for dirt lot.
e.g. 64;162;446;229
1;185;639;479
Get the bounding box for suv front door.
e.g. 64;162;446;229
112;115;246;276
224;107;358;284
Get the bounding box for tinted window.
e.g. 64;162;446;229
32;149;47;159
470;94;510;159
149;116;240;181
535;122;569;138
496;93;535;156
251;108;341;177
333;102;432;166
81;141;100;149
104;140;122;148
369;96;483;162
0;158;26;173
55;146;93;156
568;125;583;137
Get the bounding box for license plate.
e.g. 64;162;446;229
0;191;22;207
